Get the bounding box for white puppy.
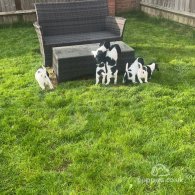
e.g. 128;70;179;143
35;67;54;90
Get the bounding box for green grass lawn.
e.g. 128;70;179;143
0;11;195;194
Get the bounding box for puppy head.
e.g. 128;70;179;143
99;41;110;50
137;57;144;66
91;43;107;65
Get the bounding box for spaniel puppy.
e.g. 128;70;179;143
92;42;110;85
35;67;54;90
92;41;121;85
105;44;121;85
143;63;159;80
123;57;144;84
137;66;148;83
136;62;159;83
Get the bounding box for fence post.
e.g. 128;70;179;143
15;0;21;10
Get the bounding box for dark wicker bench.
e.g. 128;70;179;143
34;0;126;66
53;41;135;83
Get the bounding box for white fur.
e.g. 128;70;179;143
35;67;54;90
147;63;156;73
91;44;108;59
106;47;118;62
137;67;148;83
123;58;144;83
95;65;107;85
105;47;119;85
106;64;118;85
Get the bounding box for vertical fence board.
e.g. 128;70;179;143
0;0;17;24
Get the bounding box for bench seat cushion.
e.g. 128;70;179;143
44;31;120;46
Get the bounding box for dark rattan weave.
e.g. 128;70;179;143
34;0;126;66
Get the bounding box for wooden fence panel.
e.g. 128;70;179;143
0;0;17;24
141;0;195;27
0;0;82;24
141;0;195;13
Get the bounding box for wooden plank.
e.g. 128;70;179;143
141;4;195;27
190;0;195;13
0;9;35;16
0;0;18;23
15;0;22;10
140;2;195;18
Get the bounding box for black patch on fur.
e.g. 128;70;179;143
46;71;49;77
110;66;117;75
98;62;105;68
146;66;152;79
99;41;110;49
95;51;107;64
143;66;147;71
138;57;144;66
106;57;116;66
128;72;132;77
97;69;105;76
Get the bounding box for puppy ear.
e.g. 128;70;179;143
114;44;121;54
99;42;104;46
104;41;110;49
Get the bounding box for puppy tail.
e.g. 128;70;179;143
125;63;129;72
110;44;121;54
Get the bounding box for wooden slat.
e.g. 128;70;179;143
0;0;17;23
0;9;35;16
140;0;195;13
140;1;195;17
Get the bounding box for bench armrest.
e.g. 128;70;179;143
33;21;45;57
33;21;40;29
105;16;126;39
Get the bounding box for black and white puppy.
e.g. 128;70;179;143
105;44;121;85
92;41;121;85
92;42;110;85
138;63;159;82
123;57;144;84
35;67;54;90
144;63;159;80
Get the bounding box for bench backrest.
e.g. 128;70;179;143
35;0;108;36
